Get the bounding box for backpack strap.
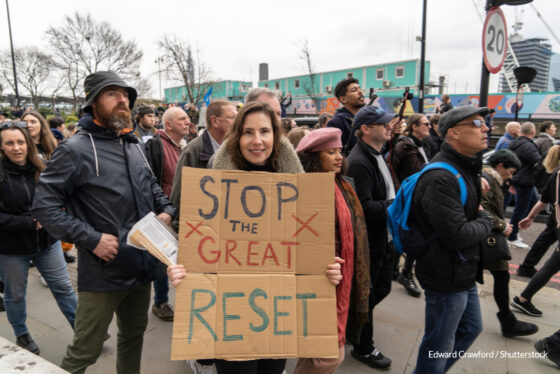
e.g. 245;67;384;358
421;162;467;206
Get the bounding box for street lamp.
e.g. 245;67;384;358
478;0;533;108
5;0;20;107
155;57;164;102
418;0;427;113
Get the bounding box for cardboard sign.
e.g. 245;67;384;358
171;168;338;360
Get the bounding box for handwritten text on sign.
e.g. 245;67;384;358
171;168;338;360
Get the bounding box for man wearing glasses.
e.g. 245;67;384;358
169;100;236;227
411;106;493;373
346;105;396;370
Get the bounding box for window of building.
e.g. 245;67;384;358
376;68;384;80
294;79;300;89
275;81;280;90
395;66;405;78
347;72;353;79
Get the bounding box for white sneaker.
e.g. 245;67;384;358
186;360;214;374
508;238;529;249
40;276;48;287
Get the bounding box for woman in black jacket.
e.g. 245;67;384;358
0;121;76;355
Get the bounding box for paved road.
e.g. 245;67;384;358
0;220;558;373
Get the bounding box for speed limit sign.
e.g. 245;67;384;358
483;6;508;74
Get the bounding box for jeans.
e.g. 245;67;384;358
61;284;151;374
0;241;76;337
508;185;538;241
153;262;169;306
521;213;557;268
414;286;482;374
521;248;560;301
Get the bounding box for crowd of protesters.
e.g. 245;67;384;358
0;72;559;374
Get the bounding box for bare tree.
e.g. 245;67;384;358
132;75;153;99
0;47;53;108
47;70;68;110
47;12;143;110
298;39;321;114
158;34;214;104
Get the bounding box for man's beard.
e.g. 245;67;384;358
94;104;132;132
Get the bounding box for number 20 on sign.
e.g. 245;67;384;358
483;6;508;74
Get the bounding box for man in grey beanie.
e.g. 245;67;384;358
33;71;175;373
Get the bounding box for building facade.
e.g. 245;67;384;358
500;37;553;93
164;80;253;104
258;59;431;114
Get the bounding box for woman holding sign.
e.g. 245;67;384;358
168;102;344;374
295;127;370;373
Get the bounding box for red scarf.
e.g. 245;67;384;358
334;182;354;346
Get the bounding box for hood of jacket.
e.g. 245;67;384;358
212;136;304;173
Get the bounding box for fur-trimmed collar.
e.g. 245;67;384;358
483;166;503;186
212;136;304;173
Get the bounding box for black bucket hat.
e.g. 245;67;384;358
82;71;137;113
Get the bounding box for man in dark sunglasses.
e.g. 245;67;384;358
410;106;494;373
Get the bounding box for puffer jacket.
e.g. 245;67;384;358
0;159;56;254
32;114;175;292
508;136;542;187
412;143;492;292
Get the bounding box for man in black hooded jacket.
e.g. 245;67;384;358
411;106;493;374
32;71;175;374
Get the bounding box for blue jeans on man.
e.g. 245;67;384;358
413;286;482;374
508;185;538;241
0;241;76;337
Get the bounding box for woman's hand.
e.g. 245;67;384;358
502;223;513;237
167;264;187;287
326;257;345;286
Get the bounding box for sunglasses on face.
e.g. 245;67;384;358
0;121;28;130
456;119;484;127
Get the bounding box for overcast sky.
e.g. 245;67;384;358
1;0;558;99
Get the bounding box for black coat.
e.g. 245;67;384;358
327;106;356;153
347;140;391;266
422;129;442;159
32;115;175;292
145;133;164;186
412;143;493;292
0;159;56;255
508;136;542;187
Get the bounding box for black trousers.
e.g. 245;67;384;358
521;214;557;268
214;359;286;374
353;248;394;354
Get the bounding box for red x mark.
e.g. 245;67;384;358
185;221;203;238
291;213;319;237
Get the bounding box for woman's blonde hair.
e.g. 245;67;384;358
543;145;560;173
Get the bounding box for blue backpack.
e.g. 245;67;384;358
387;162;467;257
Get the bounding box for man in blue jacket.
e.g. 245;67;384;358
32;71;175;374
327;77;365;154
